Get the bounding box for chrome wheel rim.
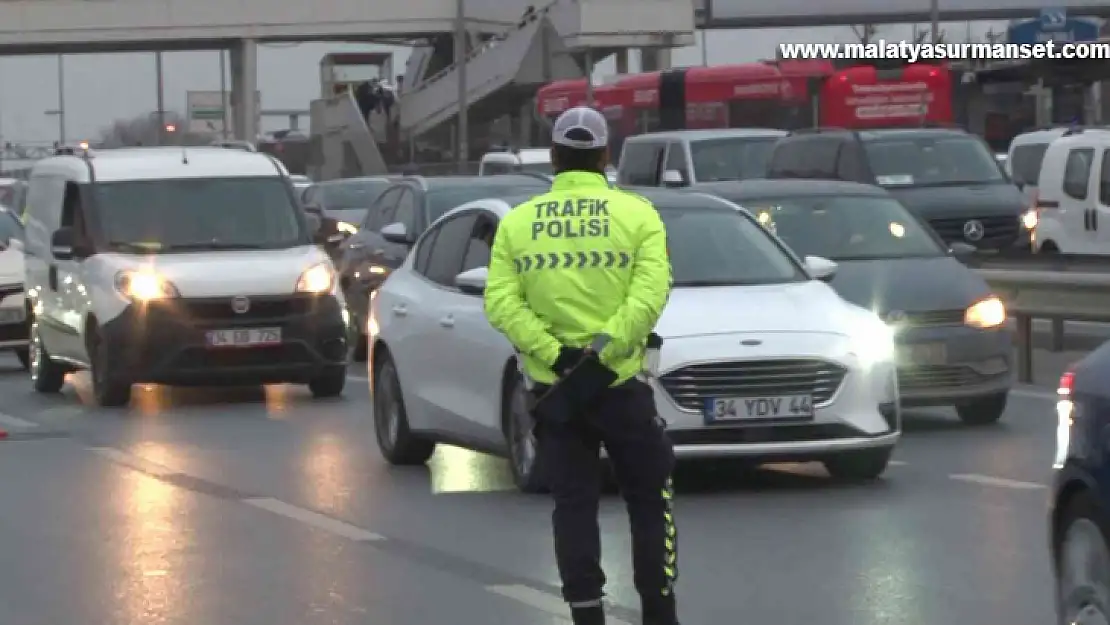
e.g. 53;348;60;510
1061;518;1110;625
29;323;42;382
375;364;401;449
510;383;536;477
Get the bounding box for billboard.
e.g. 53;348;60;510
705;0;1110;28
185;90;261;136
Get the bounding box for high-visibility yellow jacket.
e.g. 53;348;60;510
484;171;671;385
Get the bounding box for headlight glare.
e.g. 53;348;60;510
336;221;358;234
1021;209;1038;230
114;270;179;300
852;317;895;367
965;296;1006;328
296;263;335;294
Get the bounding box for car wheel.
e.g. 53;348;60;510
14;346;30;370
88;327;132;408
372;354;434;465
504;371;547;494
308;366;346;398
822;446;893;481
29;322;66;394
1057;492;1110;625
956;392;1007;425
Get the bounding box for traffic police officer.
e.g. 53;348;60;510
484;107;678;625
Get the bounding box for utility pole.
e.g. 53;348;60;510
155;51;166;145
219;49;229;140
56;55;66;144
455;0;469;173
929;0;940;43
585;50;594;105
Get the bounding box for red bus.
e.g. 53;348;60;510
535;60;953;154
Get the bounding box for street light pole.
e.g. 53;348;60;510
219;49;229;140
929;0;940;43
155;51;166;145
56;55;66;144
455;0;469;173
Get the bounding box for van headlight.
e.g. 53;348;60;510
1021;209;1038;230
114;270;179;300
296;263;335;294
965;296;1006;329
851;318;895;367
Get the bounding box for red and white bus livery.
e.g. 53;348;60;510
535;60;954;152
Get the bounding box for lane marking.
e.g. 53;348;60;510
948;473;1047;490
888;460;908;466
486;584;632;625
86;446;178;478
0;411;37;429
242;497;385;541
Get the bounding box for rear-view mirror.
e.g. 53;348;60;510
381;222;411;245
661;169;685;187
803;255;837;282
455;267;488;295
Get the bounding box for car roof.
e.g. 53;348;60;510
482;148;550;164
690;179;889;198
318;176;393;186
1010;128;1072;146
441;187;740;223
33;146;287;183
855;128;970;141
628;128;786;142
416;175;548;189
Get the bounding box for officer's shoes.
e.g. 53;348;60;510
642;594;679;625
570;605;605;625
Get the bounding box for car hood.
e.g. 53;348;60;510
885;183;1026;218
654;280;857;339
88;245;331;297
828;255;989;313
0;247;22;285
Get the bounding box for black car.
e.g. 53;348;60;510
1052;345;1110;625
690;179;1014;424
765;128;1030;252
302;176;397;258
338;174;549;360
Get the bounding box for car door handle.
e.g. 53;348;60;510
392;305;407;316
439;315;454;328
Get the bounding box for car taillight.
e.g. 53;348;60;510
1058;370;1075;396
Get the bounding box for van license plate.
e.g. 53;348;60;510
205;327;281;348
899;342;947;366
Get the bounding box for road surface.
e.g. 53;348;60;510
0;348;1067;625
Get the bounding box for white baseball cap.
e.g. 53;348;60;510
551;106;609;150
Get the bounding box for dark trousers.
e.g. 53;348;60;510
533;378;678;618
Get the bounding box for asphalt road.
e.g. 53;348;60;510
0;347;1067;625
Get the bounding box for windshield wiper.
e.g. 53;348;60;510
164;242;267;251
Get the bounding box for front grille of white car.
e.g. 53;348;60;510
659;359;848;412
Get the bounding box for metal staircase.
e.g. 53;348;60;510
307;90;389;181
398;2;580;137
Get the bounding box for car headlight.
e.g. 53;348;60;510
1021;209;1038;230
851;318;895;367
296;262;335;294
336;221;358;235
965;296;1006;329
114;270;179;300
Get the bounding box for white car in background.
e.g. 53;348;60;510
367;189;901;492
0;206;28;368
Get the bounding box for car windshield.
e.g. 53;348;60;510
659;206;805;287
740;195;944;261
864;136;1006;186
0;208;22;245
93;177;306;253
689;137;777;182
320;179;391;221
426;184;546;222
519;161;553;175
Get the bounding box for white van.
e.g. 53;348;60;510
1007;128;1071;207
22;146;350;406
1031;127;1110;254
478;148;553;177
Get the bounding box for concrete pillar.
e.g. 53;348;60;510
639;48;673;72
229;38;259;141
615;50;629;75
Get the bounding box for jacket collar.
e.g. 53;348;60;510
551;171;610;191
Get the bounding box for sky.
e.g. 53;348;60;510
0;20;1013;147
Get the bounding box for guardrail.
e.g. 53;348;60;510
963;252;1110;383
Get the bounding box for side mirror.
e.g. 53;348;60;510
803;255;838;282
380;222;411;245
661;169;685;187
454;266;488;295
949;241;976;258
51;227;74;260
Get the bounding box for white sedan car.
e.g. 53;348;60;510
0;206;28;368
367;189;900;492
